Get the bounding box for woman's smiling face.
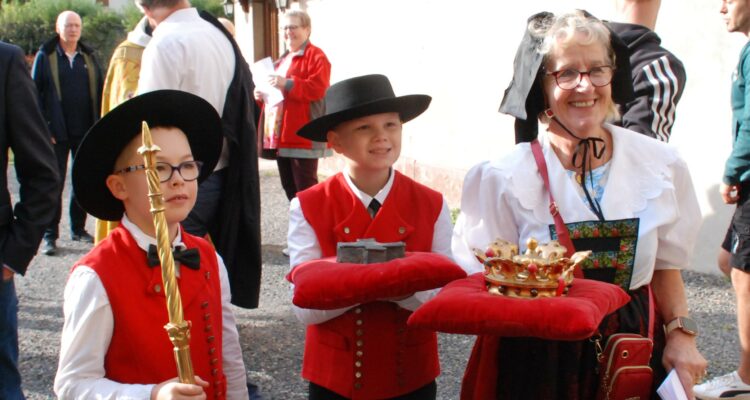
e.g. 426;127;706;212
543;37;613;136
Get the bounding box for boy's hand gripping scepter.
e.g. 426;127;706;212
138;121;195;384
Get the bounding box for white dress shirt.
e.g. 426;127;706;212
287;169;456;325
54;215;248;399
137;7;234;170
452;124;702;290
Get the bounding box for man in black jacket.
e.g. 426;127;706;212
0;41;59;400
31;10;103;255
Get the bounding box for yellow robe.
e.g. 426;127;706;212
95;22;150;244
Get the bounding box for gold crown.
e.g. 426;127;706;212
473;238;591;298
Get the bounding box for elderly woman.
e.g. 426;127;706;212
256;10;331;202
452;11;706;399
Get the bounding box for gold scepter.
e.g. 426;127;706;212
138;121;195;384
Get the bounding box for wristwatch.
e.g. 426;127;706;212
664;316;699;336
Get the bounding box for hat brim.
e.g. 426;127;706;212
296;95;431;142
72;90;223;221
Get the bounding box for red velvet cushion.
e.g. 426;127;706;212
286;252;467;310
407;273;630;340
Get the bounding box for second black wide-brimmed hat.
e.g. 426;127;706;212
296;74;432;142
72;90;223;221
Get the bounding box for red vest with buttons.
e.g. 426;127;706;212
297;171;443;399
73;225;227;399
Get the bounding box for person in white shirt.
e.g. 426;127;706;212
136;0;265;317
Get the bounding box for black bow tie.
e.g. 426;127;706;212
146;244;201;270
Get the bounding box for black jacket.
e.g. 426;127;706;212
0;42;59;274
31;35;103;142
608;22;687;142
202;12;263;309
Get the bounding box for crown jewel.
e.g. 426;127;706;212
474;238;592;298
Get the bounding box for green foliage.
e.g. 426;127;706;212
450;208;460;225
0;0;227;70
84;10;126;71
191;0;226;19
120;4;145;32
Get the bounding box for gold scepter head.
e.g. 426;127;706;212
138;121;195;384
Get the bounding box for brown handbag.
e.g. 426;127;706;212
594;287;656;400
595;333;654;400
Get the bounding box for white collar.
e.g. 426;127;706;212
127;17;152;47
501;124;678;222
342;168;394;208
154;7;199;35
120;214;185;252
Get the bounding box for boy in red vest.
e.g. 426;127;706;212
288;74;455;399
54;90;249;399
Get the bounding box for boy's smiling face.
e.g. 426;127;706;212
328;112;402;175
106;127;198;237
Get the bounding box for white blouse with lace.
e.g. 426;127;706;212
451;124;701;290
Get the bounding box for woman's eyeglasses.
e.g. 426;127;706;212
546;66;614;90
114;160;203;183
282;25;300;31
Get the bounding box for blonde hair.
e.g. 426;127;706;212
530;11;620;122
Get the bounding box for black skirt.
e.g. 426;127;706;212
492;286;666;400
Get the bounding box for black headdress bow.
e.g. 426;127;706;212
499;10;634;144
146;244;201;270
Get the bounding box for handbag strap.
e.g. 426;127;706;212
530;140;583;278
647;284;655;339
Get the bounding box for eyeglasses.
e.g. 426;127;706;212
114;161;203;183
546;66;614;90
282;25;300;31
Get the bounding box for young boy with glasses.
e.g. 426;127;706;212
54;90;248;400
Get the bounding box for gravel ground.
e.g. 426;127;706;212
11;163;739;399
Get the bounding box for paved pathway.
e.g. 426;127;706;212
12;163;740;399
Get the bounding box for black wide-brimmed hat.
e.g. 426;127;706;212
72;90;223;221
297;74;432;142
499;10;634;143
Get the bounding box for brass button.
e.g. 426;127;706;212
398;227;406;234
354;382;362;390
354;308;362;314
211;358;218;365
355;371;362;379
205;271;211;280
208;347;216;355
356;319;363;326
356;340;363;347
211;368;218;376
207;335;215;343
201;301;209;308
356;350;363;357
204;313;211;320
355;361;362;367
356;329;363;336
153;284;161;293
205;325;212;332
344;227;350;234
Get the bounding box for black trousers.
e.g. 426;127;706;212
182;169;226;238
277;156;319;201
309;381;436;400
45;137;86;239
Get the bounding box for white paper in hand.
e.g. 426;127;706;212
250;57;284;107
657;369;688;400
